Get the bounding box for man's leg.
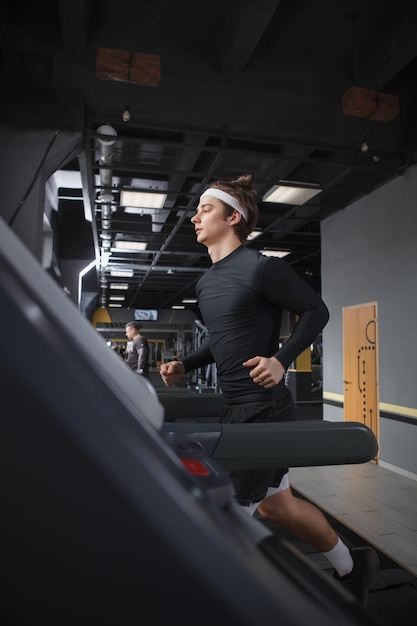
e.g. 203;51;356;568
257;480;339;551
255;480;379;606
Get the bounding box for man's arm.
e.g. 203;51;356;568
159;341;214;387
137;338;149;372
261;257;329;369
181;341;214;372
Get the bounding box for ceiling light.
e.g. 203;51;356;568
110;268;134;277
171;305;185;310
263;184;321;205
182;298;197;304
247;230;262;240
122;105;130;123
113;241;147;251
120;190;167;209
110;283;129;289
109;295;126;301
108;303;123;307
260;249;290;258
124;207;146;215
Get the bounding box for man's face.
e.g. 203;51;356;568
125;325;135;339
191;196;231;246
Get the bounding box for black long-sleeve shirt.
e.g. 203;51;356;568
182;245;328;402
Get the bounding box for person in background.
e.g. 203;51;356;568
160;173;379;605
125;321;150;377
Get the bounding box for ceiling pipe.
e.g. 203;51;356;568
96;125;117;305
101;204;112;229
97;125;117;165
96;124;116;192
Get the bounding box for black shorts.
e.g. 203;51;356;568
220;389;296;506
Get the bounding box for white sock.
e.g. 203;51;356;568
323;538;353;577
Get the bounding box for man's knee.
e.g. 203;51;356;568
258;488;293;519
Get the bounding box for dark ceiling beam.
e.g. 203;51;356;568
105;264;204;274
58;0;92;51
165;133;211;209
88;127;404;176
372;39;417;92
369;2;417;91
218;0;281;76
256;201;323;249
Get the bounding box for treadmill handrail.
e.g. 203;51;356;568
161;420;378;470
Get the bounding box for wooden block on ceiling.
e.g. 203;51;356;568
131;52;160;87
342;86;399;122
96;47;130;82
96;47;160;87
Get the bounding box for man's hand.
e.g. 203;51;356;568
242;355;285;388
159;360;185;387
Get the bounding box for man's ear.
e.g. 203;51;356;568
230;209;242;224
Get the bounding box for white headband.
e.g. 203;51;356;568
200;188;248;222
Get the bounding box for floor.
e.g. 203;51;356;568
258;465;417;626
289;461;417;577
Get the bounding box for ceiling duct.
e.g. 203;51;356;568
97;125;117;167
95;125;117;305
101;204;112;230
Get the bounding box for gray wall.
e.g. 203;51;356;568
321;164;417;479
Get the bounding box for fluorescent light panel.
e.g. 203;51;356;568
113;241;147;251
110;283;129;289
247;230;262;240
110;268;134;277
120;190;167;209
261;249;290;258
263;185;321;205
124;207;147;215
